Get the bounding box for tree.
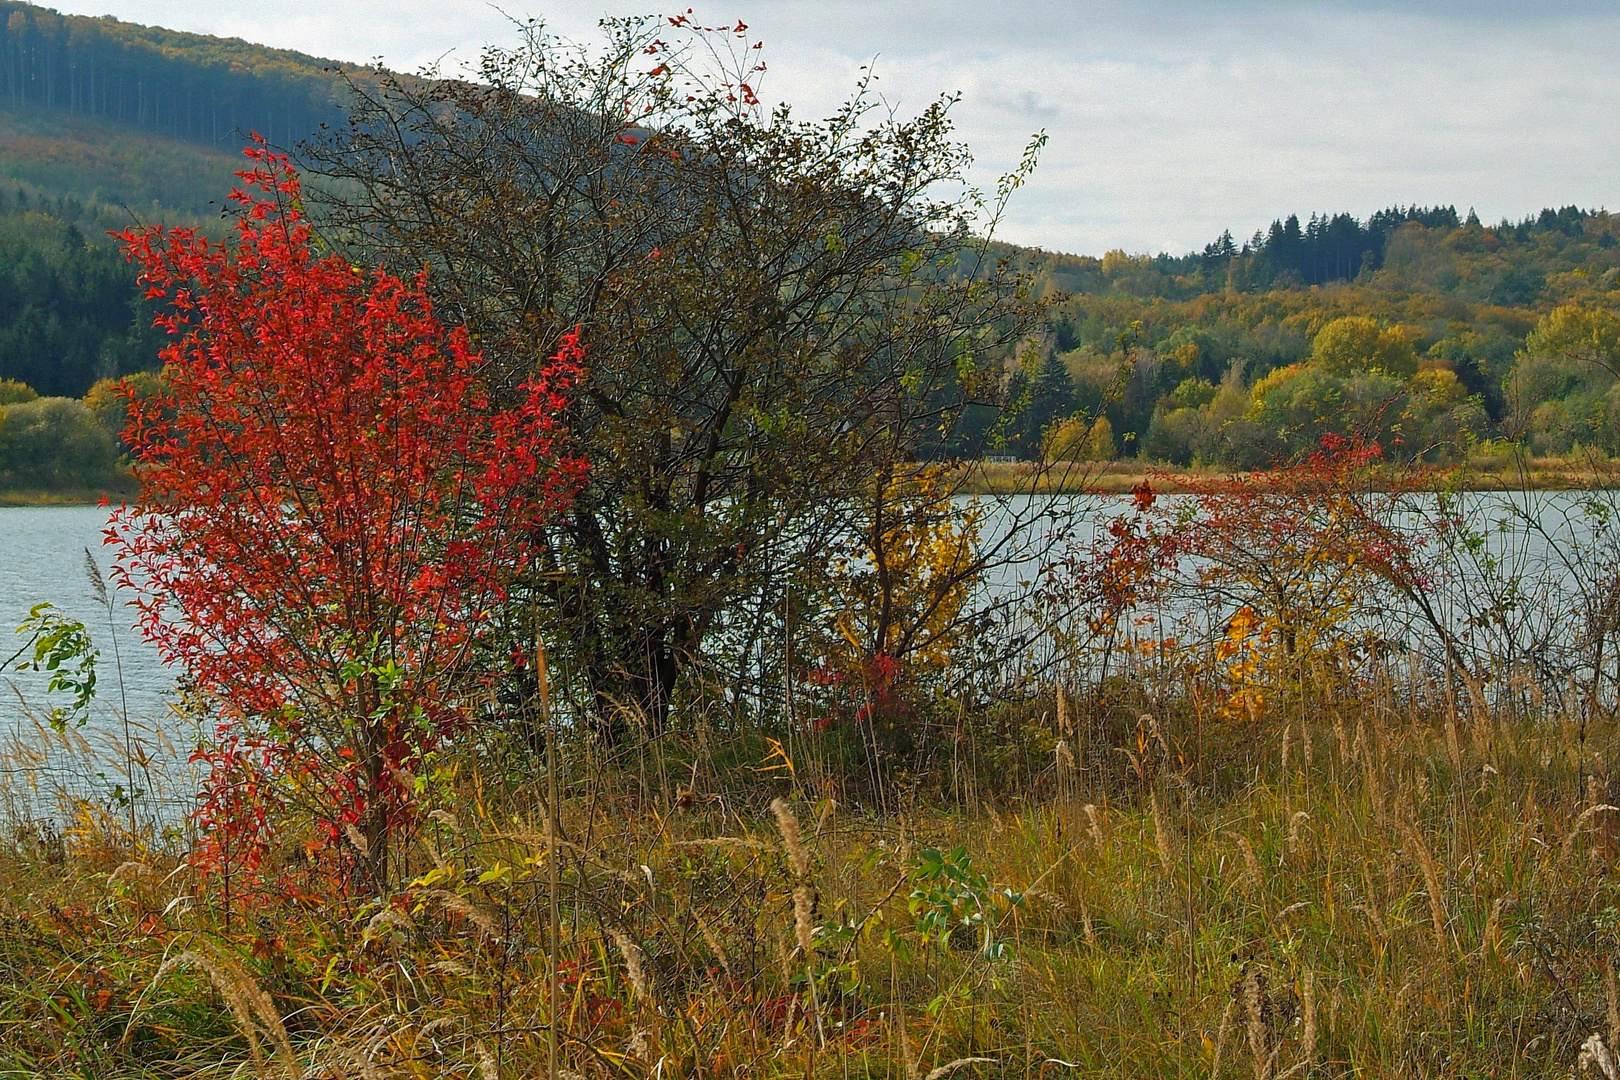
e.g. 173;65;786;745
1230;362;1408;466
85;369;165;452
1523;304;1620;377
1398;368;1486;461
0;377;35;403
0;206;162;397
1506;305;1620;452
1012;349;1078;458
0;2;353;149
1045;413;1113;461
111;144;585;891
307;17;1049;741
1310;315;1418;377
0;395;118;487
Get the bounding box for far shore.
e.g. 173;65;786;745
0;485;134;507
2;455;1614;507
964;454;1620;495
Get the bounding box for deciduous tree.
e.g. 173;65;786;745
111;144;585;891
1310;315;1419;377
308;17;1051;740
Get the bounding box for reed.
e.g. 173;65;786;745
0;661;1616;1078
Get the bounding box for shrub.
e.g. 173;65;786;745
111;144;585;893
1053;436;1449;719
0;377;37;404
0;395;119;488
809;464;985;742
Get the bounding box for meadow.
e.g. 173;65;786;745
0;639;1616;1080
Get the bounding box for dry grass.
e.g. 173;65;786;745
0;671;1618;1078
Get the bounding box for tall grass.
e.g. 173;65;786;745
1;660;1618;1079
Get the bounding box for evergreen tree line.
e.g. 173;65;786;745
0;187;160;397
1214;205;1460;287
0;1;351;150
1024;204;1613;305
1181;204;1603;291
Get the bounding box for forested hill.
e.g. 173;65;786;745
1002;203;1620;468
0;1;359;153
0;4;369;403
0;1;370;223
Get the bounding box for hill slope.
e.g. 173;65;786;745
0;2;1616;477
0;0;367;219
0;103;241;225
0;3;359;149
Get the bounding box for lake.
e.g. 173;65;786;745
0;490;1612;748
0;505;173;729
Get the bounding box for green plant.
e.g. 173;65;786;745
6;601;97;730
907;845;1020;961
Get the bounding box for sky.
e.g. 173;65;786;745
39;0;1620;256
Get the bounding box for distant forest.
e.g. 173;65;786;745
0;0;1616;474
996;202;1620;467
0;0;355;149
0;187;159;396
1025;203;1603;300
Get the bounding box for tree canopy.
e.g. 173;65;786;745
307;16;1049;738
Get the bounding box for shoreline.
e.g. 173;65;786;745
3;457;1614;506
0;487;133;507
963;455;1620;494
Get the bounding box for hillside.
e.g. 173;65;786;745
0;0;384;226
0;103;240;223
0;2;363;411
0;2;1616;478
996;205;1620;467
0;1;361;161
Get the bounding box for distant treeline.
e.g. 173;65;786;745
1204;205;1464;289
0;0;1613;464
1024;203;1609;301
0;0;355;149
0;188;159;397
1196;204;1610;293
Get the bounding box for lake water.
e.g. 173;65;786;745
0;491;1611;753
0;505;173;729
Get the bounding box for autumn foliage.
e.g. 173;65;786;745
109;143;585;891
807;464;985;730
1059;435;1445;720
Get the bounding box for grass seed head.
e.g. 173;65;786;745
772;797;811;877
610;928;652;1002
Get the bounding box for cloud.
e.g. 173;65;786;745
988;89;1062;122
42;0;1620;255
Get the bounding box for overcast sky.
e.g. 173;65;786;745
39;0;1620;255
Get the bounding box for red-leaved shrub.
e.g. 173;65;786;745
111;142;585;894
